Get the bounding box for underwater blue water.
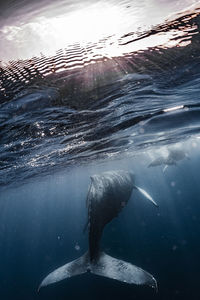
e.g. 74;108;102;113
1;0;200;299
1;154;200;300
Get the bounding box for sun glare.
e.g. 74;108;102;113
0;1;196;62
0;2;125;60
56;4;122;43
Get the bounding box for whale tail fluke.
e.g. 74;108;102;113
38;252;157;292
38;252;89;291
91;252;157;290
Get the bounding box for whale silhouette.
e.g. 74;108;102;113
39;170;158;291
148;149;189;169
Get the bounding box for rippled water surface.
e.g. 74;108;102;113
0;1;200;187
1;1;200;299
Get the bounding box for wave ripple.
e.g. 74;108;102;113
1;3;200;187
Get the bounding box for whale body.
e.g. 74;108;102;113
148;149;189;168
39;170;158;291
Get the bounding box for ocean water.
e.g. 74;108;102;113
1;0;200;299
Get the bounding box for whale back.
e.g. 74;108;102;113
168;149;186;161
87;170;135;260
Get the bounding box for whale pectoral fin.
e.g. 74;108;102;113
90;252;157;290
133;185;158;207
163;165;168;172
38;252;89;291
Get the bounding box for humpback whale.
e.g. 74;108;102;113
148;149;189;168
39;170;158;291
